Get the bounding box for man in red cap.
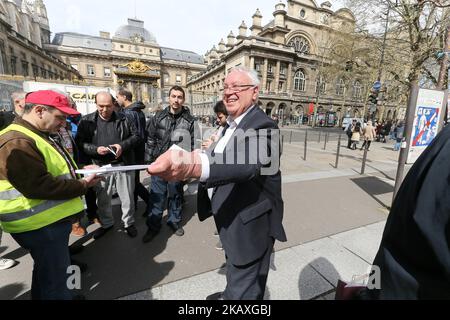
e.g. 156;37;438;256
0;90;102;300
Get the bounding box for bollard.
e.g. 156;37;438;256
318;130;322;143
361;146;368;174
335;134;341;168
304;128;308;161
289;130;293;144
323;132;329;150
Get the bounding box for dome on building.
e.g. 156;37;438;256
114;18;158;44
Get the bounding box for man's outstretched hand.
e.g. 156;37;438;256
147;149;202;181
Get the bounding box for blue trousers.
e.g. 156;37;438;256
146;176;183;231
11;220;72;300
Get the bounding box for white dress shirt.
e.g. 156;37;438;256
199;106;255;200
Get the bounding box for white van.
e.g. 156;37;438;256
341;117;364;130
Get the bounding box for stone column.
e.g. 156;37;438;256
286;63;293;92
275;61;281;93
250;56;255;70
262;58;268;93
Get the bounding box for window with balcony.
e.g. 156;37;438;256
352;80;362;100
294;70;306;91
315;75;326;94
21;60;29;77
336;78;346;96
176;74;182;84
10;56;17;75
104;67;111;77
87;65;95;76
278;81;284;91
280;64;287;75
266;80;272;92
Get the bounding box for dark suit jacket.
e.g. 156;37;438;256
368;124;450;299
197;106;287;266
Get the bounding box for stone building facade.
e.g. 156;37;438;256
45;18;206;111
0;0;81;82
187;0;400;125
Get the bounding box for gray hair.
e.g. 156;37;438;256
229;66;261;87
11;91;26;101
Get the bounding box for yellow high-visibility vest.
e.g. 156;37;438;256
0;124;84;233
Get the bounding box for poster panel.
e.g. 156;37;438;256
407;89;445;164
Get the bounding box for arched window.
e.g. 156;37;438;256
352;80;362;99
316;75;326;94
336;78;346;96
294;70;306;91
288;36;310;55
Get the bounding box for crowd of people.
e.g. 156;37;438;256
0;67;286;301
344;119;405;151
0;66;448;301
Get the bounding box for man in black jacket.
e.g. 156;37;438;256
0;91;25;131
142;86;196;242
147;67;286;300
75;92;141;239
116;88;150;214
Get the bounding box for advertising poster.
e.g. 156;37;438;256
407;89;445;164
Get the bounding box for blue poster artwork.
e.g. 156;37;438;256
412;107;439;147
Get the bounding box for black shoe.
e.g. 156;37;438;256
206;292;224;300
167;222;184;236
125;225;138;238
142;228;159;243
70;258;87;273
93;226;113;240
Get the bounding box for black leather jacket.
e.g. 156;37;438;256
145;106;196;163
75;111;141;165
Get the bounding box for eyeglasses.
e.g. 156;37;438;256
220;84;256;93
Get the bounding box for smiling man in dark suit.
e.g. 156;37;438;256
147;66;287;300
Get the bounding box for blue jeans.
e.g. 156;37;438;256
146;176;183;231
11;220;72;300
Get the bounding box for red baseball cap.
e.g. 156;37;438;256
25;90;80;116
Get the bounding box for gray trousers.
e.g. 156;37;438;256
223;238;274;300
95;171;135;229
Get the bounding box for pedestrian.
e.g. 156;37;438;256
75;92;141;239
351;122;362;150
0;90;102;299
0;91;26;131
393;121;404;151
365;121;450;299
345;119;356;149
360;120;376;151
116;88;151;215
147;66;287;300
142;86;196;242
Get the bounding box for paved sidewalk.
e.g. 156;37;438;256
119;220;385;300
0;138;399;300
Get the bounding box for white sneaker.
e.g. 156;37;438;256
0;258;15;270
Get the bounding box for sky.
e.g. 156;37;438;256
45;0;345;55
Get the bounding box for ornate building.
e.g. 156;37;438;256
0;0;81;81
187;0;399;125
46;18;206;110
